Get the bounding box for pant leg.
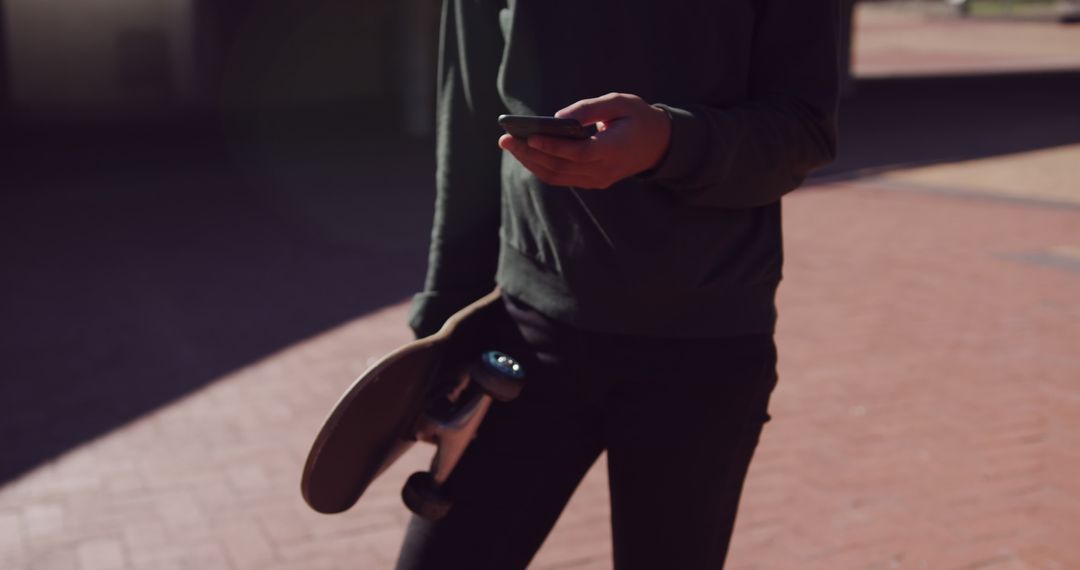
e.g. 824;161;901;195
604;334;779;570
395;295;613;570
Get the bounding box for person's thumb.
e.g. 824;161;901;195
555;93;636;126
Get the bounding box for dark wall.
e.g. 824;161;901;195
0;0;9;118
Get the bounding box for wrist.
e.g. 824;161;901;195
645;104;673;172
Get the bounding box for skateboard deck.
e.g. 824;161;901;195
301;289;525;519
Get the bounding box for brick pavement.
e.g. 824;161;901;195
4;7;1080;570
854;3;1080;77
2;176;1078;569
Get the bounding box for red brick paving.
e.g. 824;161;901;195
854;4;1080;77
4;7;1080;570
730;182;1080;569
2;179;1077;569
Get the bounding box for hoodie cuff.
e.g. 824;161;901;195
638;104;710;186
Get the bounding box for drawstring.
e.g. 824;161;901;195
568;186;617;251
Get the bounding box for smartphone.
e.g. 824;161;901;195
498;115;597;140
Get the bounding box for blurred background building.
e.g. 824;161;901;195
3;0;1077;133
0;0;440;134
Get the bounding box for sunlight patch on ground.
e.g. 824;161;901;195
0;299;417;569
854;4;1080;77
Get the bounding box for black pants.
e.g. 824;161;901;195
395;294;779;570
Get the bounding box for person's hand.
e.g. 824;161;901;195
498;93;672;189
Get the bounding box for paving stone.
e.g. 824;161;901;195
0;510;27;568
76;538;127;570
29;547;77;570
23;504;65;542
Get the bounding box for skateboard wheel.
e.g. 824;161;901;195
470;351;525;402
402;472;453;521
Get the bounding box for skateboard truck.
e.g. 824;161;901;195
402;350;525;520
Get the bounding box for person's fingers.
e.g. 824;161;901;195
555;92;637;126
525;135;601;163
498;133;521;152
501;135;598;176
501;138;606;187
519;158;596;188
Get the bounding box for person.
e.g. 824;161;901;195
397;1;840;568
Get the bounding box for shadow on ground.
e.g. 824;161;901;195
0;117;435;484
1;69;1079;485
815;70;1080;181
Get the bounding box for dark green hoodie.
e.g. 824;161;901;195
409;0;839;338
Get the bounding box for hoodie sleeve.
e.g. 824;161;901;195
407;0;508;338
646;0;841;208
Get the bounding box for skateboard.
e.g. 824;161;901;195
301;289;526;520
